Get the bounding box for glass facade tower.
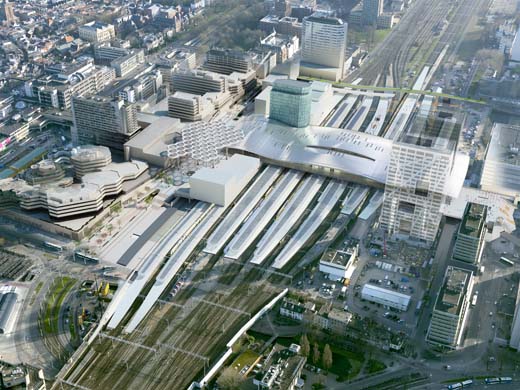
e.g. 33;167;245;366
269;79;311;128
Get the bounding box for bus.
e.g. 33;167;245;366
484;377;500;385
471;294;478;306
447;379;473;389
74;251;99;264
447;383;462;390
43;241;63;252
415;300;423;315
498;377;512;383
500;257;514;266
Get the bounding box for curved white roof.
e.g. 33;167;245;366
231;116;393;186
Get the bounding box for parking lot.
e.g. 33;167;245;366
351;256;428;334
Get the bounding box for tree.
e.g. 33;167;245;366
300;334;310;357
322;344;333;371
312;342;320;365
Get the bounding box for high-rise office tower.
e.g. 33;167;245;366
299;13;348;82
269;79;311;128
362;0;383;26
71;95;139;150
379;101;464;245
0;1;16;25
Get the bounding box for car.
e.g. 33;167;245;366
489;311;493;316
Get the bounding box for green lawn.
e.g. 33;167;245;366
366;359;387;374
231;349;260;371
42;277;76;335
329;345;364;380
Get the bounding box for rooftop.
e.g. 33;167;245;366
485;123;520;165
397;97;462;152
459;202;487;237
305;13;345;25
70;145;111;163
435;266;472;315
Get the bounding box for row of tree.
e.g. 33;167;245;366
300;334;333;371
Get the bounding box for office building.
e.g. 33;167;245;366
167;92;215;122
362;0;383;26
0;1;16;25
203;48;254;75
25;59;115;109
110;49;145;78
118;70;163;103
78;21;116;43
380;102;464;245
361;284;411;311
269;79;311;128
452;203;487;264
172;69;227;95
427;267;474;349
93;44;129;64
71;95;139;150
300;13;348;81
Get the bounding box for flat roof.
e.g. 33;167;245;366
459;202;486;237
362;284;411;306
435;266;472;315
125;116;181;152
190;154;260;185
485;123;520;165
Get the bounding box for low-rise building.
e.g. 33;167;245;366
313;306;353;335
252;345;305;390
124;116;182;168
427;266;474;349
361;284;411;311
319;240;358;280
260;32;299;63
260;15;303;37
279;298;313;321
481;123;520;201
189;155;260;207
